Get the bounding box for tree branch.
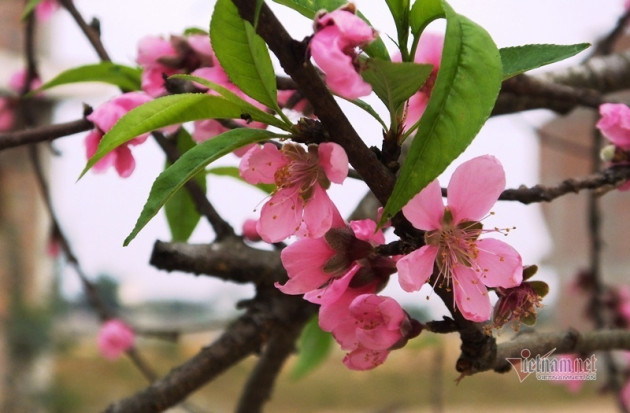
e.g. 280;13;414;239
498;164;630;204
104;290;315;413
0;117;92;151
150;239;284;285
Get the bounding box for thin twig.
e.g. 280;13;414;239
58;0;111;62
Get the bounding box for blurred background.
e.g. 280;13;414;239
0;0;628;411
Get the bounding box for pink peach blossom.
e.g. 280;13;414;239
278;219;392;298
596;103;630;150
396;155;523;322
310;9;377;99
622;379;630;410
239;142;348;242
97;319;135;360
85;92;153;177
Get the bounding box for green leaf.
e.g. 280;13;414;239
385;0;410;56
164;129;205;242
169;74;291;131
291;315;333;380
270;0;389;60
21;0;44;20
124;128;282;245
343;98;388;130
211;0;279;110
381;2;503;224
500;43;590;80
207;166;275;194
183;27;208;36
81;93;259;178
361;59;433;119
34;63;142;94
409;0;444;38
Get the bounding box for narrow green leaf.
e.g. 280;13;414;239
207;166;275;194
270;0;390;60
124;129;282;245
81;94;257;178
35;63;142;94
361;59;433;117
21;0;44;20
291;315;333;380
385;0;410;56
381;2;503;224
169;74;292;131
500;43;590;80
211;0;279;110
164;129;206;242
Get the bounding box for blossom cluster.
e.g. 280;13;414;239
80;4;528;371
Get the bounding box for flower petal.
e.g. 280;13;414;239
277;237;336;294
302;185;337;238
114;145;136;178
402;179;444;230
239;143;287;184
318;142;348;184
396;246;438;292
474;238;523;288
257;187;303;242
452;266;492;322
447;155;505;223
343;347;389;370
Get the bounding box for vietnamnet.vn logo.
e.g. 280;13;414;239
506;348;598;383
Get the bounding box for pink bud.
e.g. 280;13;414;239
97;319;135;360
242;218;262;242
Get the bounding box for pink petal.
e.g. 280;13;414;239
85;130;114;173
413;32;444;68
114;145;136;178
402;179;444;230
343;347;389;370
316;10;376;46
395;245;438;292
141;67;175;97
318;142;348;184
349;219;385;245
310;27;372;99
257;187;303;242
191;66;230;90
596;103;630;150
473;238;523;288
301;185;337;238
187;34;214;58
452;266;492;322
239;143;287;184
242;218;262;242
277;237;335;294
447;155;505;223
304;264;361;308
192;119;227;143
137;36;177;67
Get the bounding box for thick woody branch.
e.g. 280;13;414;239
58;0;111;62
0;118;92;151
150;239;285;285
231;0;395;206
235;316;305;413
104;290;315;413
